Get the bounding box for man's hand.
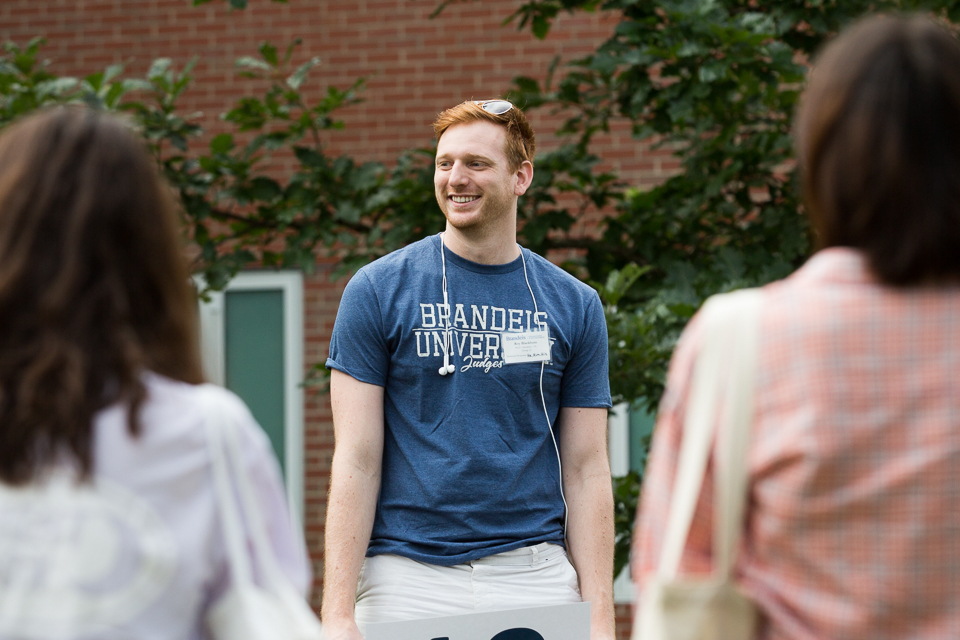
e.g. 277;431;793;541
321;615;365;640
590;617;617;640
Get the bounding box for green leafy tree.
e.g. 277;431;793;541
0;38;435;286
498;0;960;404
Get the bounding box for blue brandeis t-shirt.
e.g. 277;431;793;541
326;234;612;566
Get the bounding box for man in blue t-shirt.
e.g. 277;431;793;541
321;100;615;640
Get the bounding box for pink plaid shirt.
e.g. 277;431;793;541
633;248;960;639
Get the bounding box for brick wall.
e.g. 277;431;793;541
0;0;675;180
302;261;343;601
0;1;647;633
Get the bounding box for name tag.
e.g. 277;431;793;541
501;330;551;365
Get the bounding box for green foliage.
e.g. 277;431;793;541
517;142;621;256
0;38;444;291
502;0;960;412
0;38;134;125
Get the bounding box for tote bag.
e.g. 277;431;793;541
633;289;762;640
199;385;324;640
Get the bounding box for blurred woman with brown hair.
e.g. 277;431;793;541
0;107;310;638
633;14;960;639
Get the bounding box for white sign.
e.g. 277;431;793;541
365;602;590;640
500;330;551;365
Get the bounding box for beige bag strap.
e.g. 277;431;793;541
200;384;293;594
200;384;258;588
656;289;762;580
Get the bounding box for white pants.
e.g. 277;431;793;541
354;543;582;634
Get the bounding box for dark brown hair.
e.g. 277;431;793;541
0;106;204;485
433;100;537;171
796;14;960;285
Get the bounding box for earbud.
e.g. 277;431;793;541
438;363;455;376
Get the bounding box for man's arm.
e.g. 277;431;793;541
558;406;615;640
321;369;385;640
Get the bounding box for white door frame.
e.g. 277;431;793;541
197;271;305;523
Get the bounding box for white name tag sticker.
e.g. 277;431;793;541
501;330;551;365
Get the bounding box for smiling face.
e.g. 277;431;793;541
434;120;531;234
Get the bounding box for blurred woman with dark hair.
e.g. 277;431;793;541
0;107;310;638
633;14;960;639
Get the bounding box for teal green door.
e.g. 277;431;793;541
629;400;656;476
224;289;286;478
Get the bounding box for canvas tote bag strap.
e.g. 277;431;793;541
218;398;292;592
713;289;762;578
200;384;257;589
655;289;762;580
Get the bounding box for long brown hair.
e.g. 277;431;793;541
0;106;204;485
796;14;960;285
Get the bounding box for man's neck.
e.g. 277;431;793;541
442;223;520;265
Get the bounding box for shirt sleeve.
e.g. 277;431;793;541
325;269;390;387
559;290;613;408
631;310;715;593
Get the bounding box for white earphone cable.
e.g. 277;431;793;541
439;234;454;376
519;247;569;539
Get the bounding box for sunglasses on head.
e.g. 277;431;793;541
474;99;514;115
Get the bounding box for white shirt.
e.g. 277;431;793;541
0;374;310;639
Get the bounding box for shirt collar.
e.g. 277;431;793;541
792;247;875;286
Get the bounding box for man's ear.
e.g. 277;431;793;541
514;160;534;196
